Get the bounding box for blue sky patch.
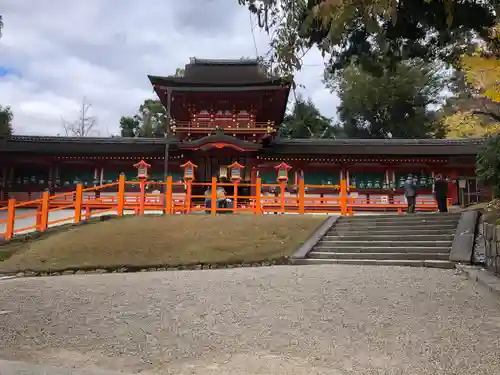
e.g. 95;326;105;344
0;67;11;77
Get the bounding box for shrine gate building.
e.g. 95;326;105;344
0;58;487;208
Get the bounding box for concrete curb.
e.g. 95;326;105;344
0;276;17;281
450;211;479;263
0;257;294;279
457;265;500;297
292;215;339;259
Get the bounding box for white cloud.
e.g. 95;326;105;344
0;0;339;136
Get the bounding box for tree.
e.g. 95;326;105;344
444;111;499;138
336;60;445;138
119;99;166;137
439;74;500;137
119;116;141;137
460;24;499;103
0;15;3;38
239;0;497;78
0;105;13;136
280;96;343;138
477;134;500;197
61;98;98;137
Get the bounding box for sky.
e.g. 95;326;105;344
0;0;339;136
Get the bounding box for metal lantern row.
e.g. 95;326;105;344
131;160;292;183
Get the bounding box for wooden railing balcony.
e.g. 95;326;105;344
170;120;276;135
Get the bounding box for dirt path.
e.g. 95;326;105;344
0;265;499;374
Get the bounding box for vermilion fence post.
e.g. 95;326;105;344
210;177;217;216
139;180;145;216
280;180;286;214
340;179;347;216
117;173;125;216
233;181;239;214
36;202;42;230
298;178;305;215
164;176;173;215
5;198;16;240
185;180;192;214
39;190;49;232
74;184;83;224
254;178;262;214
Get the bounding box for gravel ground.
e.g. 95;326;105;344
0;265;500;375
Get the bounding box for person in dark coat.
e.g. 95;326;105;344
404;175;417;213
434;174;448;213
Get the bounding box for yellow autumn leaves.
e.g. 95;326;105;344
444;111;500;138
446;24;499;138
461;55;500;103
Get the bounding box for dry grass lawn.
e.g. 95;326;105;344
0;215;324;273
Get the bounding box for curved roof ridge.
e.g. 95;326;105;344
274;138;485;145
7;135;169;144
190;58;259;65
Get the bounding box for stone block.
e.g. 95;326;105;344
450;211;479;263
484;223;494;241
485;240;492;257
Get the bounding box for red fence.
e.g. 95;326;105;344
0;175;447;240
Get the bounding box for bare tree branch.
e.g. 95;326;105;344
61;97;99;137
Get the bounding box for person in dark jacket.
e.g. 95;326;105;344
434;174;448;213
404;175;417;213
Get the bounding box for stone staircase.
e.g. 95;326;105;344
298;213;462;268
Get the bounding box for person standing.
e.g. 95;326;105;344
404;175;417;213
434;174;448;213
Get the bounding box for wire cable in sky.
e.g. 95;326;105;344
249;12;259;58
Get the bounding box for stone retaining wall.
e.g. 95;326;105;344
482;222;500;275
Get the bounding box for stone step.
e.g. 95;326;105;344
333;222;458;231
308;251;451;261
338;216;459;223
293;258;456;269
343;213;461;221
316;240;453;248
337;221;459;228
323;234;454;241
327;228;456;236
312;246;451;254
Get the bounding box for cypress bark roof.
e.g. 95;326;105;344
148;58;288;87
0;135;484;156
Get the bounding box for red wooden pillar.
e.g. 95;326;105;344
447;171;459;205
386;167;395;204
250;167;258;200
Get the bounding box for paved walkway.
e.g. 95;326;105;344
0;265;499;375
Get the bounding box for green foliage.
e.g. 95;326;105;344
0;105;13;136
119;99;166;137
119;116;141;137
280;95;344;138
239;0;496;77
335;60;445;138
477;134;500;197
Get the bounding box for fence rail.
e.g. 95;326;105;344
0;175;448;240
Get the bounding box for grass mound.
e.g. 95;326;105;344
0;215;323;273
